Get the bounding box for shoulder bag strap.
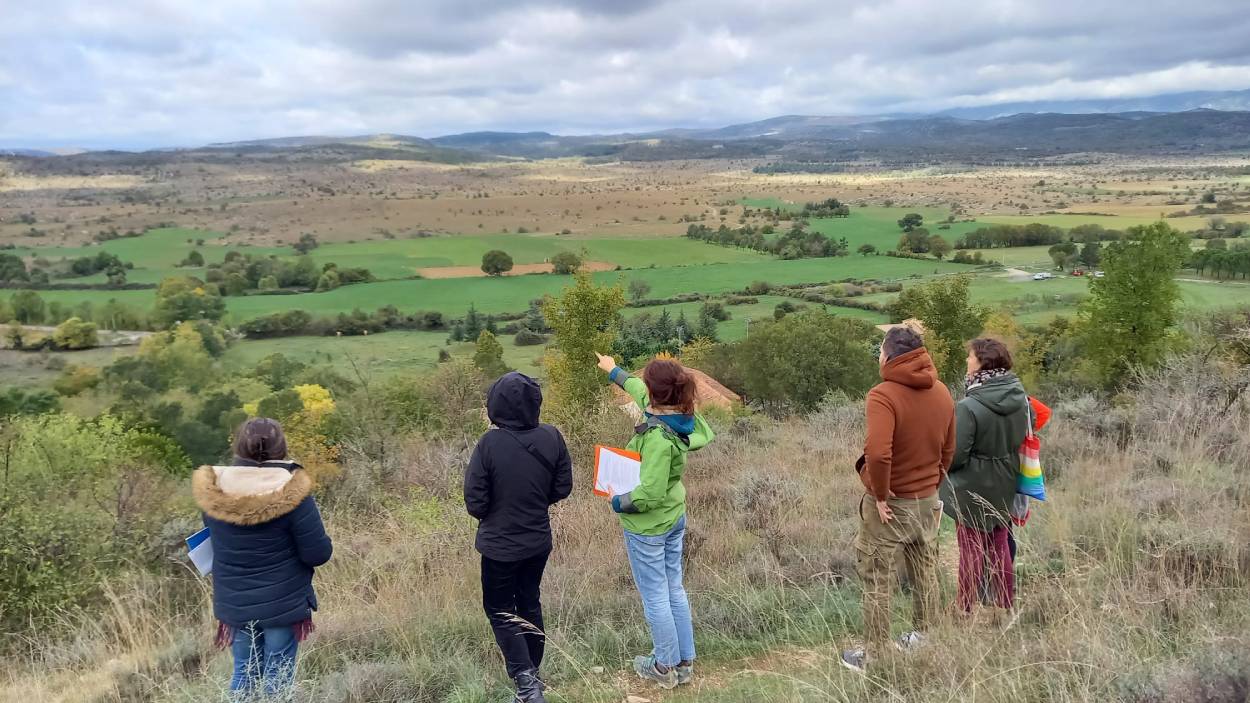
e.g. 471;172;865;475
498;428;558;474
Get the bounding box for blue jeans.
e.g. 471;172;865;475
623;514;695;667
230;623;298;698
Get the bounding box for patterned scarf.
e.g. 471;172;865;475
966;367;1010;389
215;619;314;649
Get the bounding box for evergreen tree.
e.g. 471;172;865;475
473;330;509;379
695;306;720;341
655;309;676;342
463;304;484;338
523;300;548;333
675;310;692;344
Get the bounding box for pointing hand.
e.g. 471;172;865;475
595;352;617;374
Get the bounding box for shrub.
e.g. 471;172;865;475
51;316;99;350
735;310;879;412
550;250;582;275
53;365;101;396
514;329;548;346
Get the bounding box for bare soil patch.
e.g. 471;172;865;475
416;260;617;278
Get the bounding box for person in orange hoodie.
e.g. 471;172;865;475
841;326;955;673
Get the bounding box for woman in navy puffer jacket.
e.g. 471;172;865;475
192;418;332;699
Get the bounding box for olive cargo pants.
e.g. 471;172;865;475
854;493;942;653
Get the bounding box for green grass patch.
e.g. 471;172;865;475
16;255;972;323
222;330;545;379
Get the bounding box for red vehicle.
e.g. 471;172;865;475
1071;268;1086;276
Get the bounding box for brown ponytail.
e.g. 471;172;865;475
642;358;697;414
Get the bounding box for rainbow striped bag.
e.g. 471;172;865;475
1017;422;1046;501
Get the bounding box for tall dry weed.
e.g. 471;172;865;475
7;357;1250;702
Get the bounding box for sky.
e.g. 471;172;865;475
3;0;1250;149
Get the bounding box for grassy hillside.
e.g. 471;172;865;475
8;358;1249;702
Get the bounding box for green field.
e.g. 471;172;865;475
979;212;1210;232
313;234;769;280
15;205;1250;385
806;207;985;251
20;252;973;322
221;330;546;379
624;294;888;340
17;228;771;286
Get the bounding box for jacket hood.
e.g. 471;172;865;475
645;413;714;453
966;373;1028;416
487;371;542;431
193;464;312;526
880;348;938;389
648;409;697;436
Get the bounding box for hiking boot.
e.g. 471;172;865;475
895;631;926;652
633;654;679;689
839;648;867;674
513;669;547;703
676;661;694;685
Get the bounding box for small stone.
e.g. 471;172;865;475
626;696;651;703
590;666;606;675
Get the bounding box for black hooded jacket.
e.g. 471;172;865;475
464;372;574;561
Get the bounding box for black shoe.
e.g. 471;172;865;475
514;669;548;703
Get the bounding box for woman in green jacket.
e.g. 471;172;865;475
596;353;714;690
940;338;1030;612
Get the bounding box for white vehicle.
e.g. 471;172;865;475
1032;272;1055;281
1093;271;1105;278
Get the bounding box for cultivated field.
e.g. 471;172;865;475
3;151;1250;377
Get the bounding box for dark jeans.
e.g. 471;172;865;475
482;550;550;679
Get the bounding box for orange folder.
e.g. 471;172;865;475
593;445;642;497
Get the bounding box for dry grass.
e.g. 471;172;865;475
6;357;1250;702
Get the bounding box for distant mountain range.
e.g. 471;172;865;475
936;88;1250;120
7;94;1250;167
422;109;1250;160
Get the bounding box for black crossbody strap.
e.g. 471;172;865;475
498;428;558;473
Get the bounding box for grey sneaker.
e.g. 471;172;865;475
896;631;926;652
839;648;867;674
633;655;679;690
676;662;694;685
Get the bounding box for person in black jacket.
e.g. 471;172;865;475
465;372;573;703
192;417;332;699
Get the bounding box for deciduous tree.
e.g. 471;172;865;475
481;249;514;276
1081;221;1190;381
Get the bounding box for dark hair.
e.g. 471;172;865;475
233;417;288;462
882;326;924;361
642;358;698;415
969;338;1013;372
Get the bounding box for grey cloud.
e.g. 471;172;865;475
2;0;1250;148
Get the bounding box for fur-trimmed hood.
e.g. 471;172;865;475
193;463;312;526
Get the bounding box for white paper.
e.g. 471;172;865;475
595;447;642;496
186;528;214;576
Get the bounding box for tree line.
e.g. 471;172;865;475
954;223;1126;250
685;223;849;259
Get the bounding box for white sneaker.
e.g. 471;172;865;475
895;631;926;652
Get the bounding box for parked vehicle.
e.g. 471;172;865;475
1032;272;1055;281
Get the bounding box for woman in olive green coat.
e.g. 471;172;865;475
940;338;1030;612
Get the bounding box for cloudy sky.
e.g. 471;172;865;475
3;0;1250;149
